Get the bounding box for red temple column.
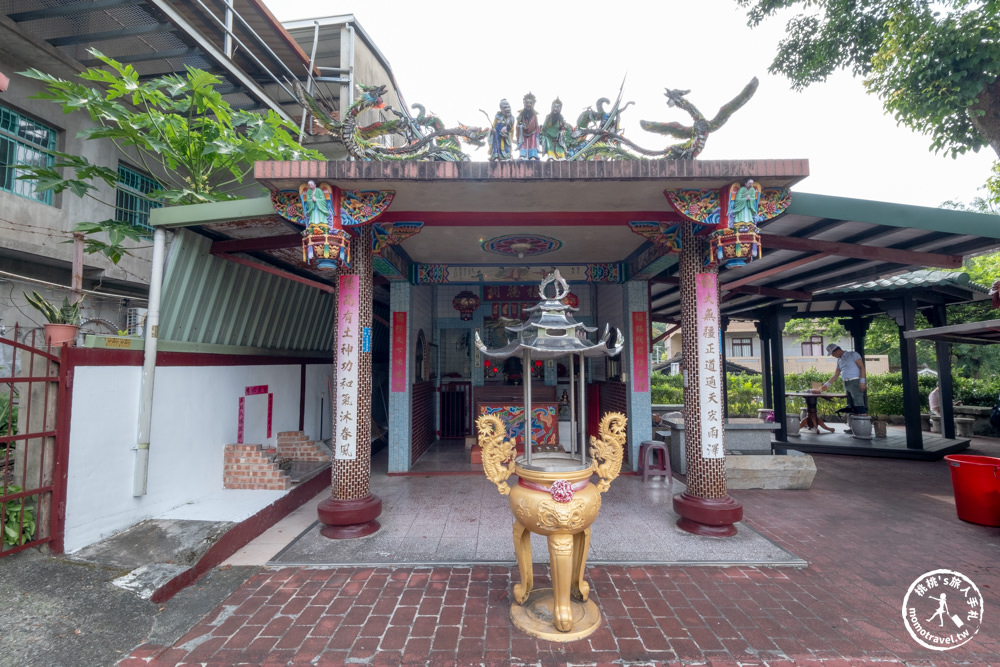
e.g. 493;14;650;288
672;221;743;536
317;228;382;538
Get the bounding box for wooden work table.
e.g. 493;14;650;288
786;391;848;433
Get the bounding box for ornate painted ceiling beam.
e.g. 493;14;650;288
759;234;962;269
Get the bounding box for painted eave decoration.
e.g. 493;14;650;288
270;183;401;271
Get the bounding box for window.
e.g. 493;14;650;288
0;105;56;204
731;337;753;357
116;164;161;233
801;336;824;356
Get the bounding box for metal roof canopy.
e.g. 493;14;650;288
904;319;1000;346
652;194;1000;323
2;0;317;121
770;269;990;323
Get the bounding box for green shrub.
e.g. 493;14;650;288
953;376;1000;406
650;371;684;404
0;389;17;439
648;369;1000;417
1;486;36;547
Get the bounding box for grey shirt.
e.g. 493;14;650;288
837;350;863;381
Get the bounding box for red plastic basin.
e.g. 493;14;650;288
944;454;1000;526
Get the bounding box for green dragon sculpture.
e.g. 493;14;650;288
295;82;488;161
569;78;759;160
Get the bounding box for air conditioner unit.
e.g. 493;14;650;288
126;308;147;337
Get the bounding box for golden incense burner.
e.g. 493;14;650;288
478;411;626;640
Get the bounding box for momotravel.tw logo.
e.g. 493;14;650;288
902;569;984;651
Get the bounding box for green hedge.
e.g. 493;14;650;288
649;370;1000;418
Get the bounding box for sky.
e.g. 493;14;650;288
273;0;996;209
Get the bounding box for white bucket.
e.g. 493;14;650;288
849;414;873;440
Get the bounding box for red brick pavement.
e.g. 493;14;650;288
121;442;1000;666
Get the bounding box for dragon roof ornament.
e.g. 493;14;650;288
294;78;758;162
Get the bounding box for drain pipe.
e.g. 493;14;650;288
133;227;167;496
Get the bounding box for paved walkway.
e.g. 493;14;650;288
121;433;1000;666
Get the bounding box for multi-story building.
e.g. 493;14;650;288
0;2;403;343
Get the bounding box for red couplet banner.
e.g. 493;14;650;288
391;312;407;392
632;311;649;393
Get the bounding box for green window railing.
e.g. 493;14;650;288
0;105;56;204
116;164;161;233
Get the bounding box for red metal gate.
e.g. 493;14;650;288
0;325;67;557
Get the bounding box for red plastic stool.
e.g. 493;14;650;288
639;440;671;483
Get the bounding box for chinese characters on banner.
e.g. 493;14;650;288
631;311;649;392
335;275;361;460
391;312;407;392
695;273;724;459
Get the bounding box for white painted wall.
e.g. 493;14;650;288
64;361;332;552
306;362;334;441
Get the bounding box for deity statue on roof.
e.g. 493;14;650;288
540;98;569;160
489;98;515;162
517;92;541;160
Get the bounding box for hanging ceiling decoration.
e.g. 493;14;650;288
453;290;481;321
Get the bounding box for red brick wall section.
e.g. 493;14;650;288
411;382;435;462
276;431;329;462
223;443;291;490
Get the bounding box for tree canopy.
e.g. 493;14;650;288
736;1;1000;175
19;50;322;263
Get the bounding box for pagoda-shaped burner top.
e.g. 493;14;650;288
474;271;624;360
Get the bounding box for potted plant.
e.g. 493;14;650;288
866;389;895;438
783;399;803;436
23;291;83;346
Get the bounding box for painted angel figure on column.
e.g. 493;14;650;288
728;178;762;226
299;180;350;268
301;180;333;233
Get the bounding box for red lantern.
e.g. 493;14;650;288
452;290;481;321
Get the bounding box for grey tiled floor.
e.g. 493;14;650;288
272;443;802;567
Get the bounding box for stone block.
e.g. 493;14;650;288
955;417;975;438
726;453;817;490
658;418;777;475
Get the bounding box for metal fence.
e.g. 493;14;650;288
0;324;66;557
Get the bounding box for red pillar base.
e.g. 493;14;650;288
673;492;743;537
317;494;382;539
